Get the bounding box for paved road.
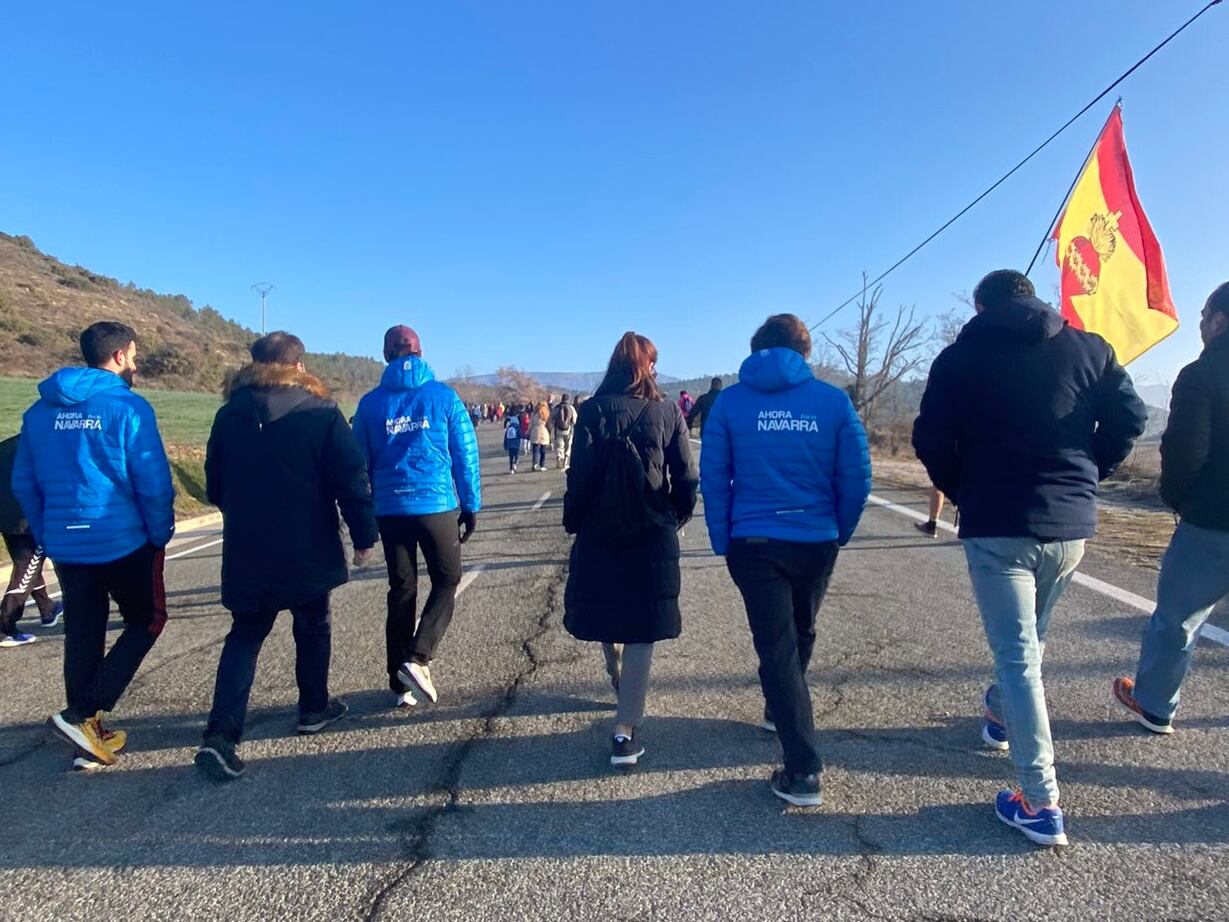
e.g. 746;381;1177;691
1;427;1227;921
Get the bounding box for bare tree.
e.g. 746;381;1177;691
935;291;974;348
824;275;929;424
495;365;546;403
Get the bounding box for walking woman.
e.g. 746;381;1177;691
529;401;552;471
563;332;698;767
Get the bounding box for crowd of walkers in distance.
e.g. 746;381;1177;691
4;270;1228;850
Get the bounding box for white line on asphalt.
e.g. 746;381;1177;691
457;565;485;596
867;492;1229;648
165;538;224;561
532;491;552;511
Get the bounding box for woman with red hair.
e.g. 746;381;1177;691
562;332;698;767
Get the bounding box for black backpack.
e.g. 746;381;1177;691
553;403;573;430
585;402;664;545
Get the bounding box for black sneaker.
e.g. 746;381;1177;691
195;737;246;781
297;697;349;734
770;768;822;807
914;520;938;538
610;733;645;767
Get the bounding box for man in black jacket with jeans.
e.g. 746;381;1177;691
1116;282;1229;734
195;332;379;781
914;269;1146;846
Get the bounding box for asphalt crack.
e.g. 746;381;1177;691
361;563;567;921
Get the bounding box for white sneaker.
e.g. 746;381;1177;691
398;661;439;704
395;690;418;709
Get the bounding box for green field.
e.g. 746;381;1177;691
0;376;358;446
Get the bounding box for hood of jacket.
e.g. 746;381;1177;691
37;367;130;407
738;348;815;393
224;362;332;425
958;295;1066;344
380;355;436;391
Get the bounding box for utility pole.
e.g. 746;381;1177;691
251;282;275;335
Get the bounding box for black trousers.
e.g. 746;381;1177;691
55;543;167;722
727;538;839;776
204;594;331;744
1;533;55;634
380;512;463;690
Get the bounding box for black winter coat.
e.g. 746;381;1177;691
913;296;1147;540
206;363;379;613
1160;333;1229;531
563;388;698;644
686;386;723;437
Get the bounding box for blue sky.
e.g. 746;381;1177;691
2;1;1225;389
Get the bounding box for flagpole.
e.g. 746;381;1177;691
1025;100;1123;277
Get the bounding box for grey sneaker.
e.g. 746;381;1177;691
770;769;822;807
297;698;349;734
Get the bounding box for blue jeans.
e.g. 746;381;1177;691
204;594;332;744
963;537;1085;806
1134;522;1229;719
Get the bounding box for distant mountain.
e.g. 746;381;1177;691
0;232;383;398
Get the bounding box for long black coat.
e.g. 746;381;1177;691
205;363;379;613
562;389;698;644
913;295;1147;540
0;435;30;534
1161;333;1229;530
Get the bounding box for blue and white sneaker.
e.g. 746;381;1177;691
41;602;64;628
995;790;1068;846
0;632;36;648
982;685;1009;751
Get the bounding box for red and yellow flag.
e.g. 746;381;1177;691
1052;106;1177;364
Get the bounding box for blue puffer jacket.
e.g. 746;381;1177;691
701;348;871;555
353;357;482;516
12;368;175;564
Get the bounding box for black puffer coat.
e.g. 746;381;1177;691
563;387;698;644
1161;333;1229;530
205;363;379;613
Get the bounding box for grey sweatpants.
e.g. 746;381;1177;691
601;642;654;726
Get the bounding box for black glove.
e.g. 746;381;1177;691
458;511;478;544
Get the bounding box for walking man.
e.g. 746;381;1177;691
914;270;1147;846
353;325;481;707
0;434;63;646
13;321;175;768
552;394;577;469
685;376;724;438
195;332;378;781
1115;282;1229;734
701;314;871;806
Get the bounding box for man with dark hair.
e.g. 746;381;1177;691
914;269;1147;846
13;320;175;769
1115;282;1229;734
702;313;870;807
354;325;481;708
195;331;378;781
686;376;725;438
552;393;577;470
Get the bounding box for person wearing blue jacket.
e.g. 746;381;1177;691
353;325;482;707
13;321;175;769
701;314;870;807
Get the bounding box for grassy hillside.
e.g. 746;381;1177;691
0;232;383;399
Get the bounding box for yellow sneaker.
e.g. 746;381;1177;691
50;711;117;766
91;713;126;754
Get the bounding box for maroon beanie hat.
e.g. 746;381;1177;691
383;325;422;362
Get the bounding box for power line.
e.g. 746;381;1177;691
808;0;1223;332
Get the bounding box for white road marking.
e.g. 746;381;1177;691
457;565;485;596
166;538;224;561
868;492;1229;648
532;491;552;511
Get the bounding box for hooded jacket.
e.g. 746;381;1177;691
1159;332;1229;530
206;363;378;613
700;348;871;556
12;368;175;564
913;295;1147;540
352;356;481;517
